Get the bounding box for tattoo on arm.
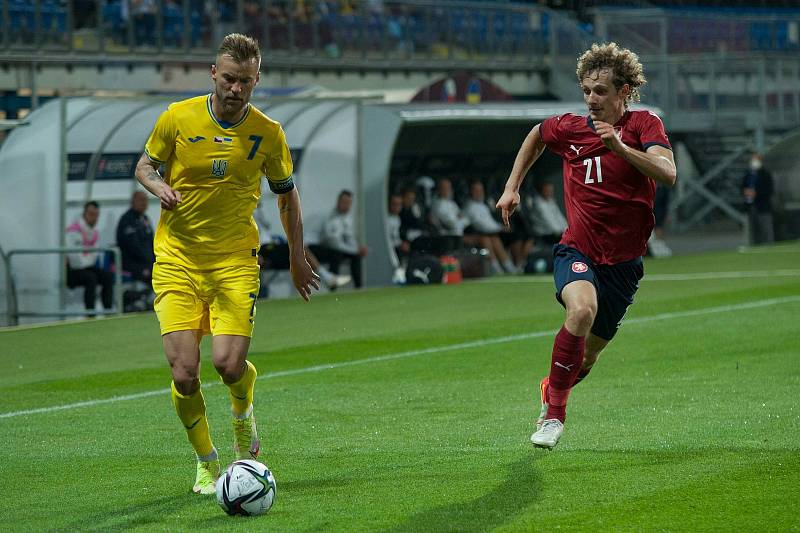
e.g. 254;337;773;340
145;168;162;183
277;195;291;213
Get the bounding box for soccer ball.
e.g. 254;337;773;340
215;459;276;516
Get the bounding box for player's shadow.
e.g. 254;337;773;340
383;456;540;533
51;492;201;532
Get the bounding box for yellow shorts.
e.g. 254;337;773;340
152;262;260;337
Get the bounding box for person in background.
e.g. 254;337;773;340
429;178;467;237
318;189;369;288
462;180;518;274
530;181;568;246
66;201;115;314
387;193;409;262
648;182;673;257
116;190;156;292
399;185;426;245
742;152;775;245
255;204;350;292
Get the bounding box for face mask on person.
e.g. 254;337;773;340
750;158;763;171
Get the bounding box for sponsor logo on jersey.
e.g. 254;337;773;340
571;261;588;273
211;159;228;176
570;144;584;155
214;136;233;144
187;136;205;143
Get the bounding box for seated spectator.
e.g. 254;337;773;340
132;0;157;46
429;178;467;236
399;185;426;244
258;240;351;292
66;201;114;314
530;181;568;246
387;193;409;262
462;180;518;274
254;206;351;291
116;191;155;311
312;190;368;288
502;208;535;272
648;181;673;258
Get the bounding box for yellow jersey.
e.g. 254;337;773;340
145;94;293;269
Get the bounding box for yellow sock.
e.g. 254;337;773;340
171;381;215;458
227;360;257;418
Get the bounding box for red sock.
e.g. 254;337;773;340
545;326;585;422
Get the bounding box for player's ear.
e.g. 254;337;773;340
255;70;260;86
211;64;217;81
619;83;631;99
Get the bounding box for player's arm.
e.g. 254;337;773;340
134;153;182;210
594;121;677;187
276;187;320;301
497;123;547;226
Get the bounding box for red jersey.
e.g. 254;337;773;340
539;110;671;265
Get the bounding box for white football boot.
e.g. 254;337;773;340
531;419;564;449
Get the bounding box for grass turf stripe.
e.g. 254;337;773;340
1;295;798;420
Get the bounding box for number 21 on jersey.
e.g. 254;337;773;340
583;156;603;184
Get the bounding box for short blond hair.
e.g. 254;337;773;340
576;42;646;105
217;33;261;65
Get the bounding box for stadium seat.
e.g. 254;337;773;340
9;0;35;44
163;2;184;48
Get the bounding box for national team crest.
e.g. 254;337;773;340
571;261;588;273
212;159;228;177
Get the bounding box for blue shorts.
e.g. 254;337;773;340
553;244;644;341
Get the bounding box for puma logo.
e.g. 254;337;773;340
570;144;583;155
554;361;575;372
412;268;431;284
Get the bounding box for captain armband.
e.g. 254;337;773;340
268;176;295;194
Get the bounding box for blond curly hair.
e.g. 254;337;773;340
576;43;646;106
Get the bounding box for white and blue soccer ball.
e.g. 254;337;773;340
215;459;276;516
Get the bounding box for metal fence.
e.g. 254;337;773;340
641;55;800;131
2;246;123;326
575;8;800;130
593;7;800;56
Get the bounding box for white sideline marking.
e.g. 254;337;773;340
2;295;799;420
479;270;800;283
738;244;800;254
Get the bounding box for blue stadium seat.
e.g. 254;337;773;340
9;0;35;36
750;22;772;51
102;0;126;45
41;0;67;34
163;2;184;47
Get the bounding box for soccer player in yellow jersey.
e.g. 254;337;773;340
134;33;320;495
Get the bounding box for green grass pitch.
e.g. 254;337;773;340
1;244;799;532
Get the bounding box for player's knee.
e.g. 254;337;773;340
567;304;596;331
172;371;199;395
214;358;243;384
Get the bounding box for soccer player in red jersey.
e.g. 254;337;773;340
496;43;677;449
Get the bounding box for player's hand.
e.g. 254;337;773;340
290;254;321;302
496;189;520;227
158;183;182;210
594;121;625;154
